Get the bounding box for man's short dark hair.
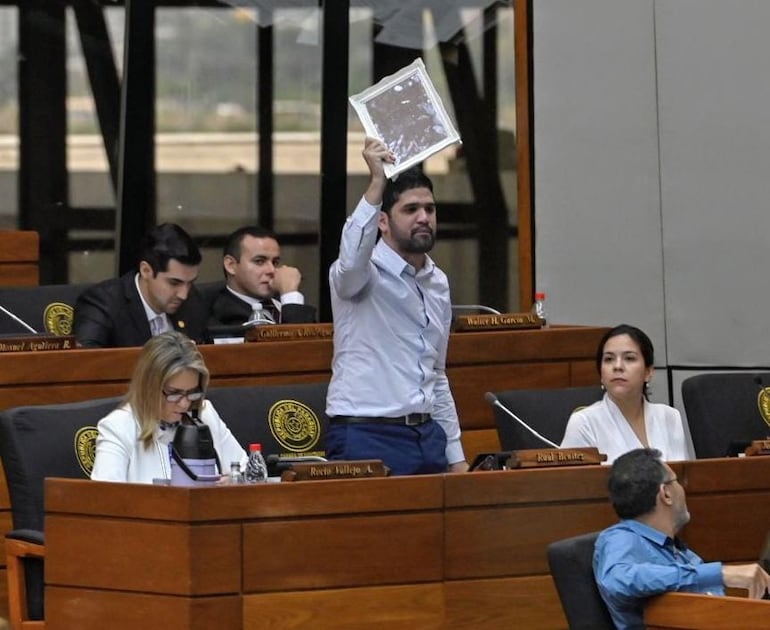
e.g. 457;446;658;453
608;448;667;520
139;223;201;275
382;167;434;215
223;225;279;261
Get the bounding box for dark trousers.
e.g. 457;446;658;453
325;420;448;476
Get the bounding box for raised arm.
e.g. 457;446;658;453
329;138;395;300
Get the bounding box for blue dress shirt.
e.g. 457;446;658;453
593;520;724;629
326;196;464;465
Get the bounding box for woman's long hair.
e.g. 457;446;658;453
125;331;210;448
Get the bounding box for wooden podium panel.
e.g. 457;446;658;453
46;589;242;630
645;592;770;629
245;584;446;629
679;457;770;562
0;326;606;620
45;476;445;630
0;231;38;286
444;466;615;579
42;457;770;630
243;512;443;592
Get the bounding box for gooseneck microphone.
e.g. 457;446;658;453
484;392;560;448
0;304;37;334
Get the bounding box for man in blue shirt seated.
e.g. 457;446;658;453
594;448;769;629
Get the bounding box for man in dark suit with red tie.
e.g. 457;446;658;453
73;223;207;347
207;226;316;330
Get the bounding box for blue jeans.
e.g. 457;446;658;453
325;420;448;476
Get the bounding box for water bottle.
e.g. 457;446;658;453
248;303;275;325
532;292;549;327
245;443;268;483
229;461;245;484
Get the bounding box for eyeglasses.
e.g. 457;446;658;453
162;389;204;403
662;476;678;485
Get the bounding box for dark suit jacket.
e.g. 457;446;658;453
73;271;207;348
208;286;317;329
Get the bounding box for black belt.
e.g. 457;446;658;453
331;413;432;427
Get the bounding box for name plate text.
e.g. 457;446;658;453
246;323;334;342
454;312;542;332
507;447;605;468
280;459;388;482
0;335;76;353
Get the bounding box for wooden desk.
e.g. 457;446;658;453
43;457;770;630
0;325;606;620
0;231;38;286
646;592;770;629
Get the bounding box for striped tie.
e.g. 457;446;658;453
150;315;165;336
260;300;279;323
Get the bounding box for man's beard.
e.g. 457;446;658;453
673;506;691;533
395;228;435;254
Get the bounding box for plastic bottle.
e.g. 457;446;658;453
245;443;268;483
229;461;245;484
532;292;549;327
248;303;275;325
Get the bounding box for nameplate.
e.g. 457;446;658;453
506;447;605;468
0;335;76;353
744;440;770;456
280;460;388;482
453;312;542;332
246;323;334;342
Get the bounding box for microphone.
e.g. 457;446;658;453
452;304;502;315
484;391;559;448
0;304;37;334
265;453;328;477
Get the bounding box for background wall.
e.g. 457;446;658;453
532;0;770;429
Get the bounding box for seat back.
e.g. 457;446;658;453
0;282;92;335
493;386;603;450
681;372;770;458
547;531;615;630
205;381;329;458
196;279;225;311
0;396;120;531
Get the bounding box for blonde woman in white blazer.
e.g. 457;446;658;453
91;331;246;483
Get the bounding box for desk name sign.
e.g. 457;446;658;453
280;459;388;482
454;312;542;332
246;323;334;342
507;447;605;468
0;334;76;353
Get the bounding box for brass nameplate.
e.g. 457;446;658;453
246;323;334;342
0;335;76;353
280;459;388;482
506;447;605;468
453;312;542;332
744;440;770;456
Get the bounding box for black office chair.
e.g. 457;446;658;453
0;396;120;629
0;282;92;336
205;381;330;460
195;279;225;311
492;386;603;450
547;531;615;630
681;372;770;458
